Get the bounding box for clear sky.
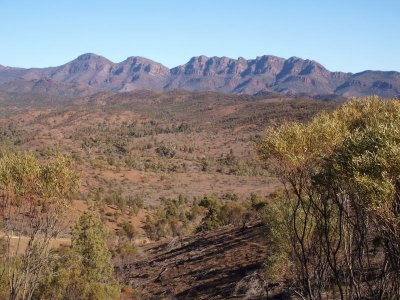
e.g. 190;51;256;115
1;0;399;72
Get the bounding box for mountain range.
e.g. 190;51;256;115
1;53;399;98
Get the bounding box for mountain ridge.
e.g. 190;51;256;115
0;53;399;98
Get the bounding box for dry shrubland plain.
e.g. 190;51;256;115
0;90;336;232
0;88;340;299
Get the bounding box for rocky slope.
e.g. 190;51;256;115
0;53;399;98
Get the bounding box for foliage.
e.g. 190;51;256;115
200;156;215;172
117;222;138;242
258;97;400;299
143;193;259;240
200;152;267;176
143;195;194;239
196;194;256;232
126;195;144;214
0;262;8;299
196;195;225;231
155;142;177;158
34;217;120;300
0;124;26;152
71;212;113;282
85;188;144;215
0;152;79;300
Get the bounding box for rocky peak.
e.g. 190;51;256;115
75;53;111;63
120;57;170;75
245;55;286;76
276;57;330;80
172;56;247;76
61;53;113;75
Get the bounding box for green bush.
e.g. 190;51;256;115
34;213;120;300
196;195;253;232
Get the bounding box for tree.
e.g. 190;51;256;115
71;212;113;283
0;152;79;300
34;247;86;300
258;97;400;299
34;213;120;300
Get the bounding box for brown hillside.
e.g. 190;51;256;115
120;222;289;300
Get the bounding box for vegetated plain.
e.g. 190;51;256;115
0;87;340;299
6;86;400;300
0;90;337;233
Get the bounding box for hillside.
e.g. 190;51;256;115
119;221;284;300
0;54;399;98
0;77;100;98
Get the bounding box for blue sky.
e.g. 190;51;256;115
1;0;399;72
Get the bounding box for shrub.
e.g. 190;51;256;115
155;143;176;158
118;222;138;243
126;195;144;214
196;195;253;232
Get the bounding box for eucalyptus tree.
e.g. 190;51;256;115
258;97;400;299
0;152;79;300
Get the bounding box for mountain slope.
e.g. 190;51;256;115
0;77;100;98
5;54;171;92
167;55;350;95
0;53;399;98
334;70;400;98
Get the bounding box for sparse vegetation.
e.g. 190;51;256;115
0;90;346;299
